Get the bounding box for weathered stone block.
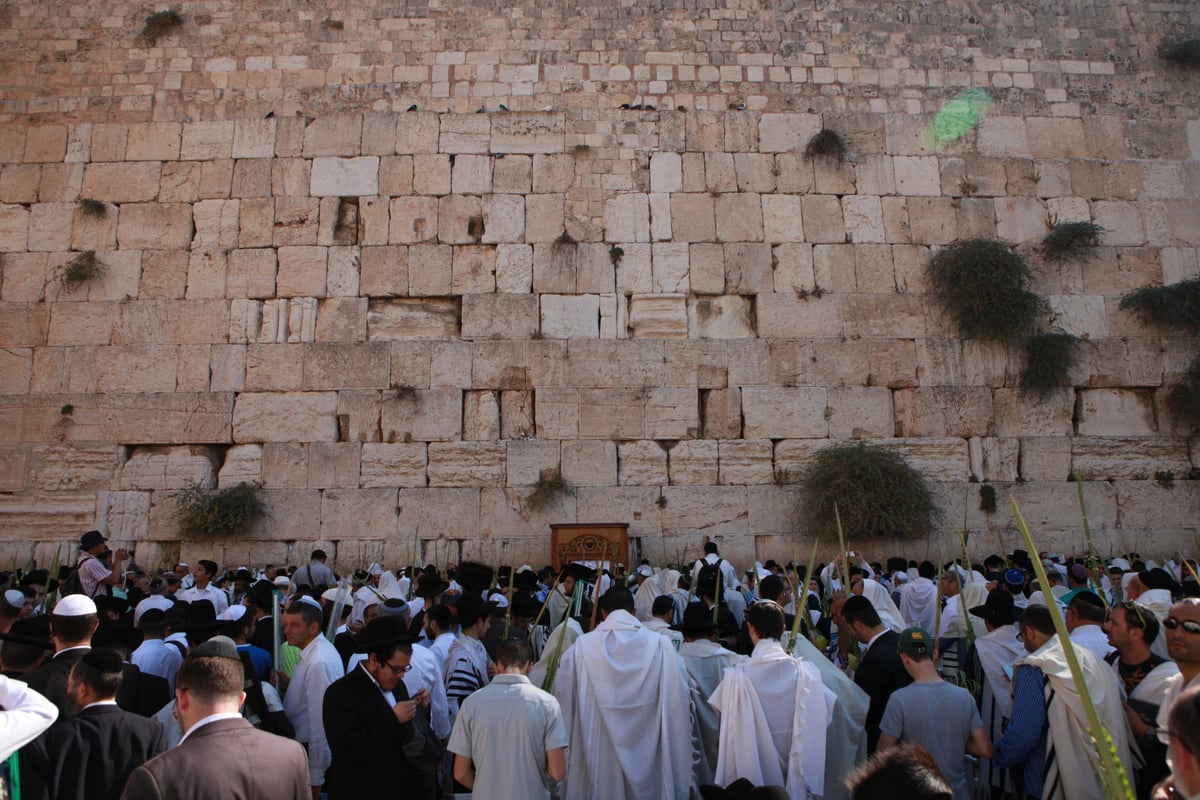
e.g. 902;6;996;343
440;114;490;154
275;246;327;297
762;195;803;244
216;443;263;488
450;154;492;195
670;194;715;242
540;294;598;339
427;442;506;487
117;204;192;249
438;195;483;246
993;389;1074;437
382;389;461;442
618;441;668;486
742;387;827;438
390;197;439;243
463;390;500;441
894;387;994;437
688;296;755;339
800;195;845;243
718;439;773;485
1071;437;1191;480
451;246;496;294
310;157;379;196
628;295;688;338
1076;389;1156;436
302;342;388;390
558;440;616;486
81;163;161;203
828;387;894;438
367;298;459;340
233;392;338;443
605;193;650;243
715;194;763;242
500;390;535;439
181;121;234;160
579;388;644;440
644;387;699;439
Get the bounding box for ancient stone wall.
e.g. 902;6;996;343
0;0;1197;569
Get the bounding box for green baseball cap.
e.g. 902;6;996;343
897;626;933;656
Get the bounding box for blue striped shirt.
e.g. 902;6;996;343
992;663;1047;800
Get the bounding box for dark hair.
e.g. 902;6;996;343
0;640;43;671
842;595;882;629
283;601;323;628
177;656;246;704
369;641;412;664
651;595;675;617
1167;684;1200;756
70;649;124;699
848;743;953;800
1067;593;1106;625
198;560;218;579
746;601;785;641
426;604;453;632
1018;605;1055;637
51;613;98;646
1116;602;1160;645
703;542;718;555
758;575;785;602
497;640;533;669
139;614;169;638
918;561;936;579
598;588;635;615
887;557;908;574
311;550;327;561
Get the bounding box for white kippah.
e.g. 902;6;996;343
295;595;323;611
273;575;291;588
321;587;342;603
54;594;98;617
218;604;247;622
488;592;509;608
4;589;25;609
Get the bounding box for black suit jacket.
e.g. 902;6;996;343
852;629;913;753
120;716;309;800
26;649;168;720
250;615;274;652
322;664;423;798
23;704;167;800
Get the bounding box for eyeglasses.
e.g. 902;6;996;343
1163;617;1200;634
380;660;412;675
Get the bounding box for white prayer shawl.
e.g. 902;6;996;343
1018;635;1133;800
900;577;937;631
939;594;967;639
708;639;836;800
377;570;404;599
634;574;663;622
554;610;692;800
644;617;684;651
858;579;904;632
529;617;582;689
787;633;869;800
1127;660;1180;705
680;640;749;788
350;583;384;624
975;624;1024;795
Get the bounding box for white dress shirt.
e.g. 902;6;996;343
176;583;229;615
282;634;344;786
131;637;184;693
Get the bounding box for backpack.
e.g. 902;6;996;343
696;558;726;601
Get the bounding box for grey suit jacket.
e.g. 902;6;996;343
119;716;309;800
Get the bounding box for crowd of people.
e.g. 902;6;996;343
0;530;1198;800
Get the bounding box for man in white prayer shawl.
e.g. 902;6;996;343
708;600;836;800
968;588;1024;799
553;587;692;800
677;603;747;788
632;565;660;622
899;561;938;631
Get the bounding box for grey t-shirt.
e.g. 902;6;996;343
879;680;983;800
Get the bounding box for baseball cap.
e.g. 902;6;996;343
897;627;933;657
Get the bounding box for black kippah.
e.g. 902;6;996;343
82;647;124;674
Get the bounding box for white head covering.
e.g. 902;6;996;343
377;570;403;599
858;578;904;632
54;594;97;616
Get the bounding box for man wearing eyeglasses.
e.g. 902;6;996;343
323;615;431;799
1155;600;1200;750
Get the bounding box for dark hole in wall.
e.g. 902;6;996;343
334;197;359;245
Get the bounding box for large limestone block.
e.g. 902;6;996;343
916;339;1008;387
80;163;161;203
368;299;459;340
463;390;500;441
0;393;232;445
337;391;384;444
756;294;842;339
617;441;668;486
994;197;1048;243
261;443;309;488
233;118;276;159
0;447;27;491
501;391;534;439
273;196;320;247
505;440;560;486
217;443;263;488
451;245;496;294
440;115;490;154
757;114;822;153
381;389;461;442
304;443;360;489
762;195;803;244
565;340;665;389
998;481;1117;531
303;342;389;390
892;156;941;196
648;244;687;293
451;154;492;195
842;196;886;244
321;488;398;539
482;195;525;244
389;197;439;244
973;436;1020;482
669;439;718;485
310;157;379;197
489;113;562;154
302;115;362;158
276;246;327;297
1072;437;1191;481
534;387;579;439
245;344;303;391
0;348;31;394
651;153;683;193
30;444;119;491
438;195;483;245
605;194;650;243
670;194;715;242
828;387;894;438
70;344;177;394
843;294;925;338
0;492;96;538
1026;118;1088;159
117;204;193;249
1076;389;1157;436
579;388;645;440
718;439;773;485
993;389;1074;437
233;392;339;443
894;387;994;437
1047;295;1108;340
1115;481;1200;532
688;296;754;339
645;387;699;439
395;113;439;155
742;387;827;438
715;194;764;242
724;243;773;293
359;245;407;297
978;117;1030;157
799;195;846;244
880;438;971;482
629;295;688;338
541;294;599;339
181;121;234;160
475;488;577;554
461;294;538;339
94;490;150;543
427;442;506;487
125;122;181;161
660;485;749;538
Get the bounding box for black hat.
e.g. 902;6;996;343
0;615;53;650
234;568;254;581
561;562;597;583
496;566;513;586
456;562;495;594
246;579;276;609
415;572;450;598
970;588;1018;626
79;530;107;550
513;570;539;592
510;594;540;618
456;593;497;627
95;595;129;617
674;603;718;636
183;600;218;632
362;616;417;651
1138;568;1181;595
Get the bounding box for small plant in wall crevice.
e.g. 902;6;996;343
1041;220;1104;264
140;10;183;45
1157;38;1200;68
1020;331;1081;396
77;198;108;219
524;469;573;512
173;482;265;537
56;251;104;292
926;238;1046;340
804;128;847;161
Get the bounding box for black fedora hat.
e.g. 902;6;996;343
183;600;218;632
415;572;450;598
456;561;495;594
970;588;1017;627
362;616;417;651
0;615;53;650
673;603;718;636
561;562;597;583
